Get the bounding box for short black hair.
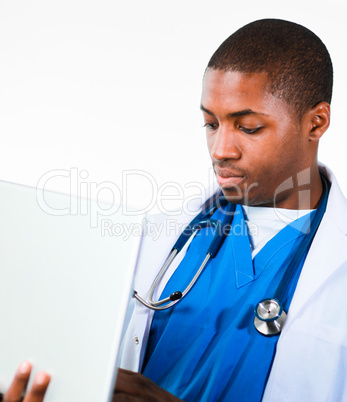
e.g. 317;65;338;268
207;19;333;117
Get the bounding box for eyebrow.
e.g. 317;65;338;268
200;104;268;118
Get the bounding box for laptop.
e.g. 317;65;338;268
0;179;143;401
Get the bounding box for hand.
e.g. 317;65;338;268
114;368;183;402
0;361;50;402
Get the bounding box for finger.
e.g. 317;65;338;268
115;369;161;396
4;361;32;402
114;369;183;402
114;369;143;394
22;372;50;402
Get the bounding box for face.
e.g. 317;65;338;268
201;69;315;208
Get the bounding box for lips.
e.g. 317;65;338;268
215;167;245;188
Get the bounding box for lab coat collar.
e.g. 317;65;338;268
318;162;347;234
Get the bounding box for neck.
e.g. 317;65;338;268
276;165;323;210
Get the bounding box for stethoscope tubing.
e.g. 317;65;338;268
133;199;234;310
133;252;212;311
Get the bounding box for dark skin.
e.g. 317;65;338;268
2;70;330;400
202;69;329;210
0;365;180;402
0;362;50;402
114;369;182;401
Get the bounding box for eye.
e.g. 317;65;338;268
239;126;263;134
203;122;219;130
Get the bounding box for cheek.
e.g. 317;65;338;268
206;134;214;155
247;140;278;172
247;138;294;181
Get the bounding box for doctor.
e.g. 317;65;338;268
115;19;347;401
2;18;347;402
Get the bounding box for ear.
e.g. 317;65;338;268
304;102;330;142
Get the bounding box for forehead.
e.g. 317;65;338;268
201;69;289;117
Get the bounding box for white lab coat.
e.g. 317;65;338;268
118;163;347;401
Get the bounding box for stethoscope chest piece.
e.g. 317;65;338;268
254;299;287;336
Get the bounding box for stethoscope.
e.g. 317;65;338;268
133;178;329;337
133;195;234;310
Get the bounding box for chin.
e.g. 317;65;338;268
220;188;247;205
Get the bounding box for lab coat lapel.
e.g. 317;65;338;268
285;221;347;323
281;165;347;332
132;207;202;369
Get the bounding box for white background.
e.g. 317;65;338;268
0;0;346;212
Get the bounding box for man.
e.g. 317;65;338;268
3;18;347;402
115;19;347;401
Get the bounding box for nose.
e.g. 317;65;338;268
209;125;241;161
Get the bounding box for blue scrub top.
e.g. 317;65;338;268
142;204;315;401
